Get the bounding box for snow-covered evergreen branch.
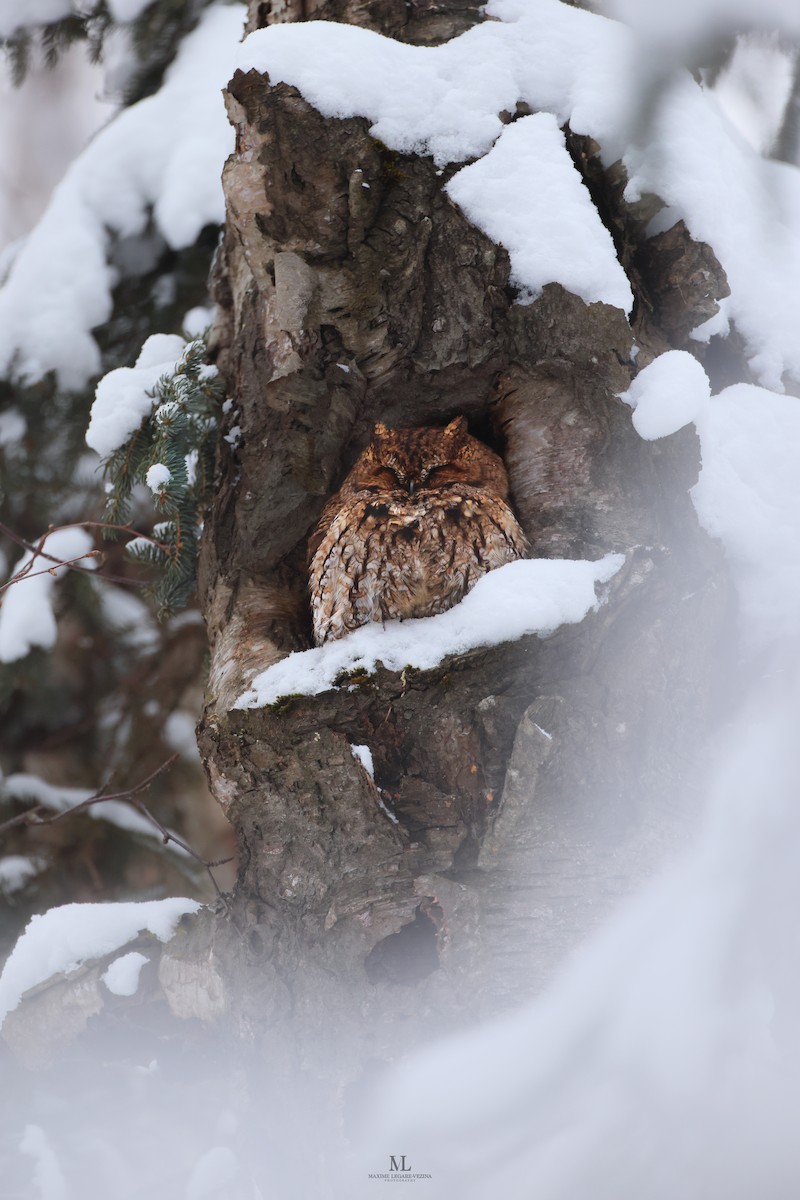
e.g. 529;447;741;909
96;333;223;616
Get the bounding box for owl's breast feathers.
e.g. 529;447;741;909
309;479;529;646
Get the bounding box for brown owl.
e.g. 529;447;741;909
308;417;529;646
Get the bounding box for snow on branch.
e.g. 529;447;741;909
86;333;188;458
238;555;624;709
88;331;223;616
0;897;202;1027
0;4;244;389
1;770;171;846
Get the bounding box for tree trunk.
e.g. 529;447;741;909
183;0;734;1160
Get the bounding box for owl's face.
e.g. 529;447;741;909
355;417;509;500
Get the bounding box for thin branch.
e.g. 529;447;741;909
53;519;173;554
133;798;232;904
0;550;104;595
0;520;156;588
0;754;233;905
0;755;180;837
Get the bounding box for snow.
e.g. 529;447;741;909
622;70;800;390
101;951;149;997
0;0;154;37
0;0;70;38
350;744;374;778
378;796;400;825
145;463;172;494
0;898;201;1025
4;3;800;1190
0;408;26;448
370;681;800;1199
0;856;43;896
3;773;96;812
610;0;800;46
236;0;800;388
0;528;95;662
164;711;201;762
1;2;800;390
106;0;153;21
126;535;154;558
238;555;624;708
86;332;186;457
618;350;710;440
19;1126;67;1200
692;383;800;647
94;580;159;649
446;115;633;311
711;35;796;156
235;10;628;169
622;352;800;648
183;305;215;338
0;5;245;389
185;1147;240;1199
185;448;200;487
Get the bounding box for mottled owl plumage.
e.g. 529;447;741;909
308;418;529;646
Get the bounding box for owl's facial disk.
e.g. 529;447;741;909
377;454;457;495
361;418;488;497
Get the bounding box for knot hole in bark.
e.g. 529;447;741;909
364;905;441;985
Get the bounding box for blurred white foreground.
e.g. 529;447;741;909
366;664;800;1199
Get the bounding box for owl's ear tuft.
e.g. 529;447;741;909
444;416;468;440
373;422;390;440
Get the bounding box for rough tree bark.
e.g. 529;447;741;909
0;0;737;1173
148;0;740;1131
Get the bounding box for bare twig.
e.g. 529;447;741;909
0;550;104;595
53;519;173;554
0;754;233;905
0;520;164;590
133;798;233;904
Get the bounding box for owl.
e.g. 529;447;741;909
308;417;529;646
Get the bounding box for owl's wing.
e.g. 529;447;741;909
307;491;348;564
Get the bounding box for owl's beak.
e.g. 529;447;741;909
408;480;416;495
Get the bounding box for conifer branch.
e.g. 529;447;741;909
97;333;223;618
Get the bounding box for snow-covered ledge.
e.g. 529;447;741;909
237;554;624;709
0;899;201;1028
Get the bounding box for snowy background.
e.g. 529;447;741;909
1;0;800;1196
